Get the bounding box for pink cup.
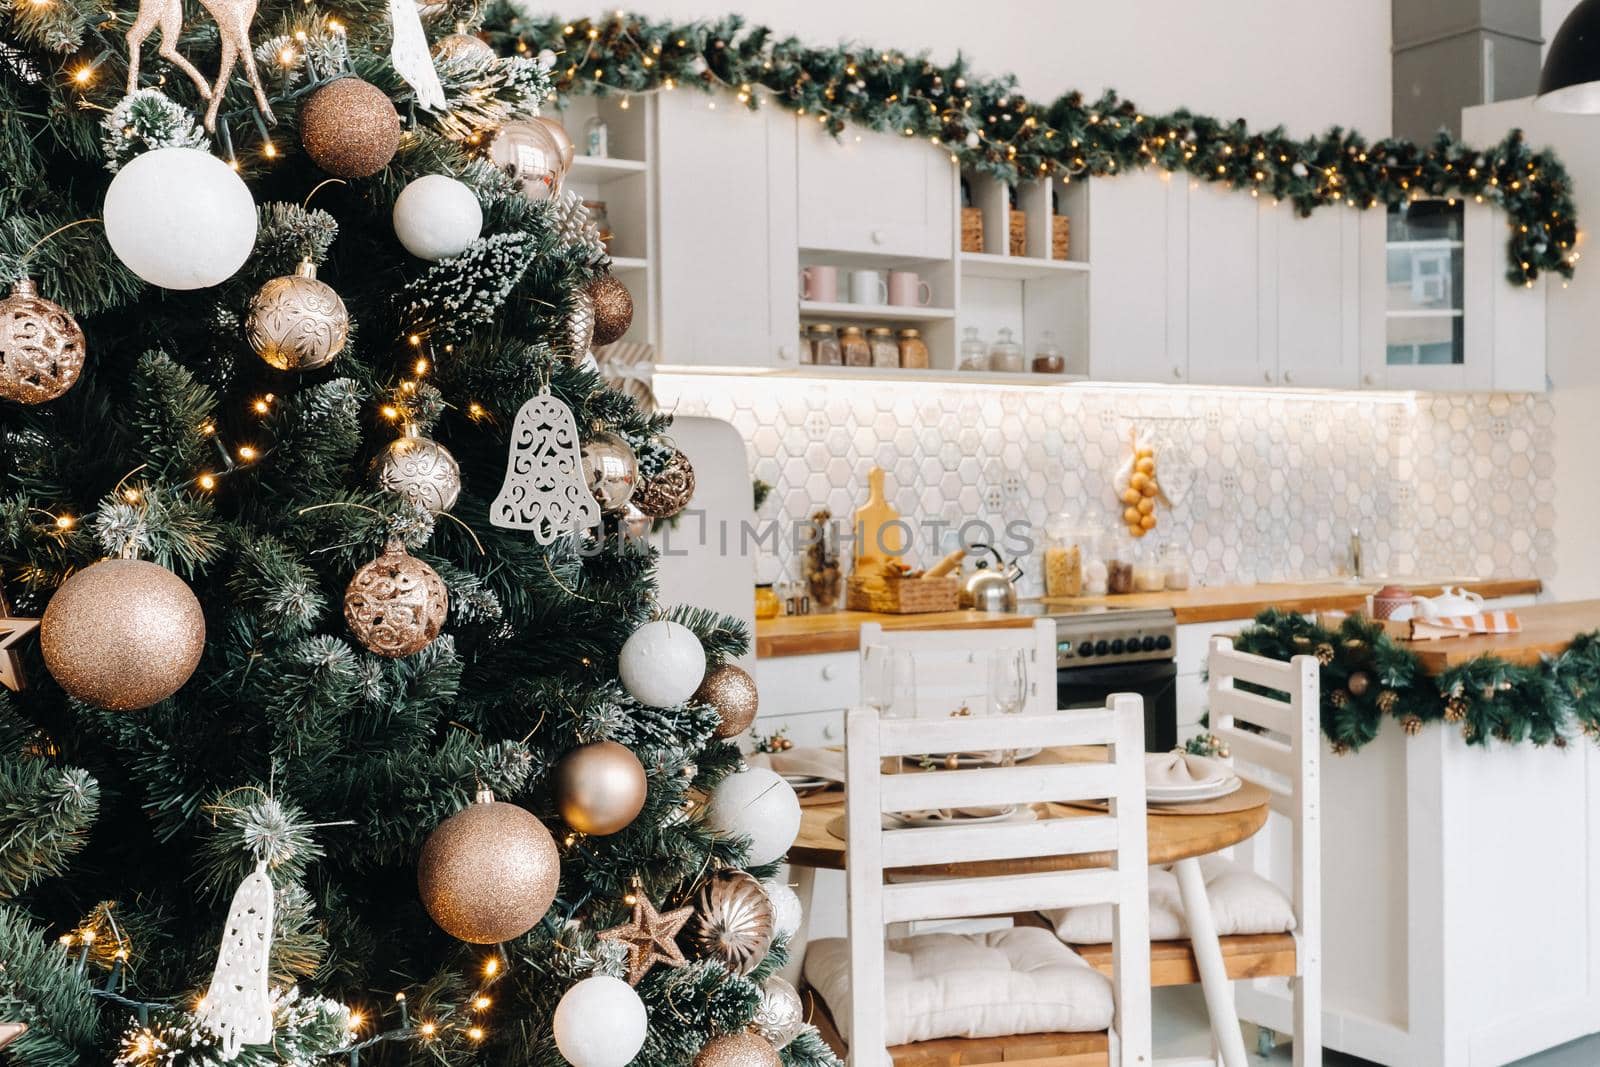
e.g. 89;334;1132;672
888;270;933;307
802;265;839;303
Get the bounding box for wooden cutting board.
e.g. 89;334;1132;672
853;466;907;576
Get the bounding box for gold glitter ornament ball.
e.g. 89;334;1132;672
245;260;349;371
0;278;87;405
694;1032;782;1067
693;663;759;739
40;559;205;710
689;869;774;976
417;790;560;943
633;448;696;520
299;77;402;179
553;741;648;836
586;275;634;347
344;541;448;657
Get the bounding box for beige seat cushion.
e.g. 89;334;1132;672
1041;857;1296;944
803;926;1113;1048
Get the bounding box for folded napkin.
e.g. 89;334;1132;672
747;747;846;783
1145;751;1230;789
1410;610;1522;641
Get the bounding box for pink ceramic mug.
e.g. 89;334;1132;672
801;265;839;303
888;270;932;307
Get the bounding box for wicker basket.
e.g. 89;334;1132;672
960;207;984;253
846;574;961;614
1008;210;1027;257
1052;215;1071;260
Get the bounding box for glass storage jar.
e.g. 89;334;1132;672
897;328;929;369
1032;329;1065;374
868;326;900;368
1042;516;1085;599
989;327;1024;372
754;583;782;619
839;325;872;367
959;326;989;371
807;323;841;366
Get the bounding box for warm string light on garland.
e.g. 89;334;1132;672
1186;610;1600;754
480;10;1582;286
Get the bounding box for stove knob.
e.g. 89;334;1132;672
1077;641;1094;657
1155;635;1172;651
1141;636;1158;652
1110;639;1125;654
1093;640;1109;656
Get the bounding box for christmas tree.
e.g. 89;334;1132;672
0;2;828;1064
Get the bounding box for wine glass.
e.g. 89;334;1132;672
861;645;917;773
987;648;1029;766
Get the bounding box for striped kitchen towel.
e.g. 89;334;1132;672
1409;611;1522;640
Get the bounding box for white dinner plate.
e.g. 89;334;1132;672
1148;777;1243;804
894;806;1026;828
923;746;1043;768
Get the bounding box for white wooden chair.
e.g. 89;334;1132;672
1209;636;1322;1067
857;619;1057;718
804;694;1153;1067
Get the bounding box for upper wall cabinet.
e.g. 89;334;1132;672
1268;203;1362;389
795;123;954;259
655;95;800;368
1089;171;1187;384
1186;182;1266;387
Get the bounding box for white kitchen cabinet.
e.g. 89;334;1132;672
1186;183;1267;386
796;123;954;260
655;94;799;367
1271;205;1364;389
1089;171;1189;383
752;651;858;746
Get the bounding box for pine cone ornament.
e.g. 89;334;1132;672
1401;715;1423;736
1315;643;1335;666
550;189;606;262
1444;695;1469;723
1377;689;1399;713
1330;688;1349;708
1331;741;1350;756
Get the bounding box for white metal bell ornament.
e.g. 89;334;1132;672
489;386;601;543
196;860;275;1058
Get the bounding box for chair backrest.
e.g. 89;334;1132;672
1206;637;1320;997
858;620;1057;719
843;695;1152;1066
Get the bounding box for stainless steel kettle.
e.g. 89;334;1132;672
960;544;1023;613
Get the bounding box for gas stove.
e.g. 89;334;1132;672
1016;603;1179;669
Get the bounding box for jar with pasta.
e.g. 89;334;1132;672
1042;517;1084;599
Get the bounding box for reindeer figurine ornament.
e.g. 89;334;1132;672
125;0;276;132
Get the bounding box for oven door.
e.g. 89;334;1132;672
1056;660;1178;753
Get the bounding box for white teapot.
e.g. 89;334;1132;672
1390;586;1484;622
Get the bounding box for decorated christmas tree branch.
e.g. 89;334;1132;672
482;10;1582;286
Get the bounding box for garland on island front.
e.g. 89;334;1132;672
480;10;1582;287
1186;610;1600;755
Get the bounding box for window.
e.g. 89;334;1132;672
1385;200;1464;366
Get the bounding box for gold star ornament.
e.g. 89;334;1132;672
597;893;694;985
0;585;40;693
0;1022;27;1049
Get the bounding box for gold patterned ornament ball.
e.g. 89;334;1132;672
40;559;205;710
633;448;697;520
433;32;495;65
693;663;759;739
245;260;349;371
374;428;462;515
553;740;648;836
417;789;560;943
694;1032;782;1067
689;869;774;976
343;540;448;658
0;278;86;405
587;274;634;347
488;120;566;203
748;977;805;1049
299;77;402;179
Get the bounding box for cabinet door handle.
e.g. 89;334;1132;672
823;723;840;740
820;663;838;680
1362;373;1376;386
871;229;887;245
777;344;795;362
1172;366;1185;380
1263;370;1275;384
1282;370;1294;384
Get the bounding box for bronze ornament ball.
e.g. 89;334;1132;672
632;448;696;520
433;32;496;65
344;541;449;657
553;740;648;836
688;869;774;976
299;77;403;179
693;663;759;739
580;431;638;514
245;260;349;371
488;120;564;203
417;790;560;944
586;275;634;347
693;1031;782;1067
0;278;86;405
536;116;577;172
40;558;205;710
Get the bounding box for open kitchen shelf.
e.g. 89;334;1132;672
798;301;956;323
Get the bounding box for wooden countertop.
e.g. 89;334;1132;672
755;577;1543;657
1038;577;1542;625
1405;598;1600;673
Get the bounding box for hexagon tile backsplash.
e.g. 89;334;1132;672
653;373;1557;596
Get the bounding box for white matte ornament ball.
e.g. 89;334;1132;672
104;147;258;290
554;976;648;1067
762;879;803;942
392;175;483;261
618;620;705;708
703;768;801;867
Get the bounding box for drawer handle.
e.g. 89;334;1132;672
823;723;840;740
821;663;838;680
871;229;887;245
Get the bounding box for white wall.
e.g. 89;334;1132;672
1545;0;1578;56
598;0;1392;136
